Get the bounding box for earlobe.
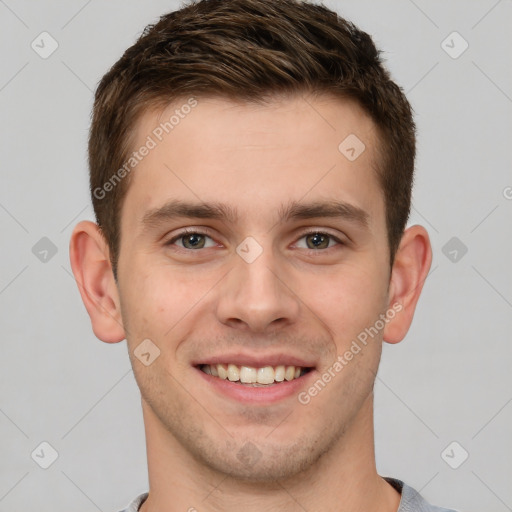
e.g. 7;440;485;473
383;225;432;344
69;220;126;343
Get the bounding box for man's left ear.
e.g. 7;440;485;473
383;224;432;344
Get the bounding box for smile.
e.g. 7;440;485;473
199;364;312;386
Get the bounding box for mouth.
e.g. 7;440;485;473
193;358;318;406
198;363;313;386
192;354;317;404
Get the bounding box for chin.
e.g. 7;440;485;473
187;433;332;483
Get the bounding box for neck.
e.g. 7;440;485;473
139;393;401;512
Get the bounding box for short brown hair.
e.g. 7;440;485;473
89;0;415;279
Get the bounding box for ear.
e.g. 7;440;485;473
69;220;126;343
383;224;432;344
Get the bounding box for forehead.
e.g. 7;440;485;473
121;94;384;230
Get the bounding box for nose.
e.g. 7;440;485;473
215;244;301;334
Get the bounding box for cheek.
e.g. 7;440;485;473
296;261;387;340
120;263;217;343
118;267;170;341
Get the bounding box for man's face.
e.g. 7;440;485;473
116;94;392;481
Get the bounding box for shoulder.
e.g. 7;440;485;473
384;477;460;512
117;492;149;512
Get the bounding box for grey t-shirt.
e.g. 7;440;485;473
117;477;458;511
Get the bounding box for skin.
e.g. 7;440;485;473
70;93;432;512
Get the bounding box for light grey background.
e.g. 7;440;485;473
1;1;511;511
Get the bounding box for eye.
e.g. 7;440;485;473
166;229;217;250
164;228;344;253
295;231;343;250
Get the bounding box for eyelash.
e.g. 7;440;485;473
165;228;345;252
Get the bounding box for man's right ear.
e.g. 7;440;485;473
69;220;126;343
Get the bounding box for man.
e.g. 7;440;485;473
69;0;458;510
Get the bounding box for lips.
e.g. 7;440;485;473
192;353;316;369
192;353;316;400
200;363;311;385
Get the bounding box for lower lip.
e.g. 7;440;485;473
195;367;316;404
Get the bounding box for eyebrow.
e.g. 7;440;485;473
141;199;370;230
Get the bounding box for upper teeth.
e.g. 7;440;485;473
201;364;304;384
